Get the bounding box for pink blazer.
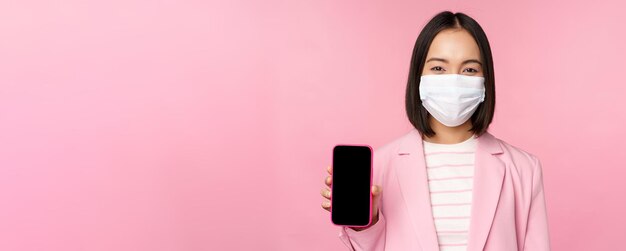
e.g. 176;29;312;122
338;128;551;251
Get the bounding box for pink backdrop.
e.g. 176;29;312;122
1;0;625;250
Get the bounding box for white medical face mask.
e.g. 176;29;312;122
419;74;486;127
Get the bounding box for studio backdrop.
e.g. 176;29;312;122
0;0;624;250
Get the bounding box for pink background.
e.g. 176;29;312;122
1;0;625;250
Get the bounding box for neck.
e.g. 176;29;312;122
422;117;474;144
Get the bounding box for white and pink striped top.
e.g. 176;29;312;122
422;134;477;251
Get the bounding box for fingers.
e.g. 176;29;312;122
322;165;334;212
321;199;331;211
325;165;333;187
320;187;332;200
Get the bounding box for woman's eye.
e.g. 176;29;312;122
431;66;444;71
464;68;478;73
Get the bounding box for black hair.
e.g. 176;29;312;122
405;11;495;138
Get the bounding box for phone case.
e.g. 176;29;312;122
330;144;374;228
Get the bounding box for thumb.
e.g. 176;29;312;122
372;185;382;196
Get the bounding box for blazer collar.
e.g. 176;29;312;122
394;128;505;251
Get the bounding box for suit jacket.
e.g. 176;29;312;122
338;128;551;251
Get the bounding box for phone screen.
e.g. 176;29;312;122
331;145;372;226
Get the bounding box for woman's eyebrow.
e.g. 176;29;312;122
426;57;482;66
463;59;483;66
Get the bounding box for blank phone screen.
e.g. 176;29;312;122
331;145;372;226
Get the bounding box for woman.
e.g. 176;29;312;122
320;11;551;251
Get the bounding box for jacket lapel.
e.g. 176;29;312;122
394;128;505;251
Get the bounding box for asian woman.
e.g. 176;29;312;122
320;10;551;251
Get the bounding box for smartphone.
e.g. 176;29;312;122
330;144;373;227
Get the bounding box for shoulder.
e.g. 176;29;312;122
371;130;412;159
489;133;543;175
369;130;413;173
369;130;413;184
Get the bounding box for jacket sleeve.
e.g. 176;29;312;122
523;157;552;251
338;209;387;251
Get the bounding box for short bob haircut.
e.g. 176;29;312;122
405;11;495;138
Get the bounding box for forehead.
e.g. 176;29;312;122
425;28;481;62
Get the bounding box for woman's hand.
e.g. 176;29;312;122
321;165;382;231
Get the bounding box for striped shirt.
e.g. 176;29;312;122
423;135;477;251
